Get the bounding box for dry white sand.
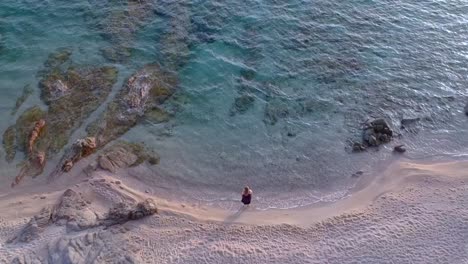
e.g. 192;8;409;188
0;158;467;263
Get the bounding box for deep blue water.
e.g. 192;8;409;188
1;0;468;209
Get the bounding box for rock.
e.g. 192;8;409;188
368;135;378;146
98;141;160;173
28;119;46;155
11;84;33;115
12;151;46;187
114;180;121;185
2;126;16;162
10;254;43;264
7;207;52;244
394;145;406;153
8;50;117;184
83;161;98;177
86;65;177;148
3;106;46;164
230;94;255;115
360;118;394;149
58;137;97;173
264;100;290;125
98;146;138;173
52;189;98;231
401;117;420;126
465;103;468;116
352;142;366;152
106;198;157;225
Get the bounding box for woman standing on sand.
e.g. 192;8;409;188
241;186;253;205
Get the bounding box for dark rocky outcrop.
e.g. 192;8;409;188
105;198;158;226
87;64;177;148
363;119;393;146
394;145;406;153
352;119;394;152
4;49;118;186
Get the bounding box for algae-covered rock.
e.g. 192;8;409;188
7;49;118;186
2;126;16;162
12;151;46;187
49;137;97;181
87;64;177;148
4;106;47;162
11;84;33;115
98;0;154;62
40;64;117;154
98;141;160;173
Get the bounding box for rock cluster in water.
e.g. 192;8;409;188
352;119;394;152
3;49;118;186
97;0;155;62
98;141;160;173
87;64;177;148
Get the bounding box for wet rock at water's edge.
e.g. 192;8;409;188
98;141;160;173
352;118;394;152
394;145;406;153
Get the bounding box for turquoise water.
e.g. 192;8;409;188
1;0;468;209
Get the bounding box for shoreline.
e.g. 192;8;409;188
1;157;467;262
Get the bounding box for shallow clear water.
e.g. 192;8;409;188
1;0;468;209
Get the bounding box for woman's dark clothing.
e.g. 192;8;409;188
241;194;251;205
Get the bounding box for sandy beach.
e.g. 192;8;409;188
0;157;466;263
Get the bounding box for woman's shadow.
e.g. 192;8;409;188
224;205;248;225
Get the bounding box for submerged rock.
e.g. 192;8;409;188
12;151;46;187
7;50;117;186
3;106;47;161
2;126;16;162
230;94;255;116
87;64;177;148
394;145;406;153
39;65;117;154
98;0;155;62
11;84;33;115
264;100;290;125
98;141;160;173
28;119;46;154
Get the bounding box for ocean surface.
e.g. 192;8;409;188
1;0;468;209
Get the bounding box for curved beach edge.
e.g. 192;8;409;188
0;158;467;263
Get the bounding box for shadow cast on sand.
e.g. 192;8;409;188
223;205;249;225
